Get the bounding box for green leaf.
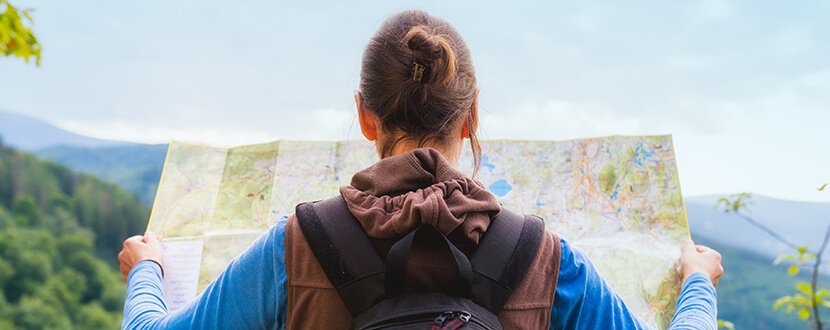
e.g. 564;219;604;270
773;296;793;309
816;295;827;309
773;255;796;265
798;308;811;320
788;265;800;276
795;294;811;306
0;1;41;65
795;282;812;295
715;198;731;212
786;304;796;313
717;319;735;330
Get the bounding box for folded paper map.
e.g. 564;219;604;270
147;135;689;328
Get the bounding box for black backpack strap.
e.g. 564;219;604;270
470;209;545;315
384;224;474;299
297;196;545;317
295;195;385;317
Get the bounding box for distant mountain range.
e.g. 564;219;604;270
35;144;169;205
687;195;830;259
0;111;137;150
0;111;167;205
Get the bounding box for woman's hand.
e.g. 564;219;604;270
118;231;164;283
680;239;723;286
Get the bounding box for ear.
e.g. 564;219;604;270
356;93;378;141
461;88;480;139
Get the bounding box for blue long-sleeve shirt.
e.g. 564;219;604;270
123;216;717;329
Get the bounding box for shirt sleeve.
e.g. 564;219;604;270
122;215;289;330
549;238;654;329
667;273;718;330
548;238;718;330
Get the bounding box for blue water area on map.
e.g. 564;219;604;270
489;179;513;197
634;145;656;166
537;202;545;206
480;154;496;172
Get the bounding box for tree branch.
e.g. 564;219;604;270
811;223;830;330
734;212;814;253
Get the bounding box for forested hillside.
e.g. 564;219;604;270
0;141;150;329
35;144;168;205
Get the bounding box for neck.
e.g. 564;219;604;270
382;139;463;167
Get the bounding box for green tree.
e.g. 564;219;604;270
36;268;88;311
9;296;72;330
0;256;14;287
11;194;39;227
0;0;40;64
77;303;119;329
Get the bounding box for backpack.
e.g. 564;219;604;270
295;196;545;329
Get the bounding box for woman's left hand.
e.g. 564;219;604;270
118;231;164;283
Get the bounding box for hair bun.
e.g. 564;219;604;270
404;25;457;85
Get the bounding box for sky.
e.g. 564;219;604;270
1;0;828;202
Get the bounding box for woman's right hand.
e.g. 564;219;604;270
118;231;164;283
680;240;723;286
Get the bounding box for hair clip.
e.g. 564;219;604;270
411;62;426;83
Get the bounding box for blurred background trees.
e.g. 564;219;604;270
0;141;150;329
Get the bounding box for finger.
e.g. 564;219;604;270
682;240;695;252
712;266;724;286
695;245;714;253
145;231;161;246
121;265;129;283
125;235;146;247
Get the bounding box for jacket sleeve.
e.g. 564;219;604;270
548;238;718;330
122;216;289;330
549;238;654;329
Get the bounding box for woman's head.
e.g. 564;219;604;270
356;10;481;173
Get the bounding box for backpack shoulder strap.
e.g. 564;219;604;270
296;197;546;317
470;209;545;315
295;195;385;317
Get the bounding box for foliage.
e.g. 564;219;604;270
717;319;735;329
695;235;826;329
717;190;830;329
0;0;40;65
0;143;151;328
0;142;151;259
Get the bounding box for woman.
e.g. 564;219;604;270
119;10;722;329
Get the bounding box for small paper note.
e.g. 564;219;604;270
160;240;204;311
